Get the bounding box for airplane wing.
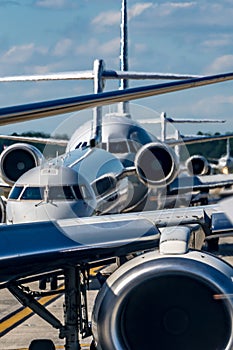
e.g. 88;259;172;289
0;71;232;126
1;204;233;349
169;173;233;193
167;133;233;146
0;205;218;285
0;214;160;285
0;134;68;146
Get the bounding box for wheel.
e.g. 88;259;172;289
29;339;55;350
90;339;97;350
50;276;58;290
206;237;219;252
0;197;6;223
39;278;47;290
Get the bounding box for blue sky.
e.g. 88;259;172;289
0;0;233;137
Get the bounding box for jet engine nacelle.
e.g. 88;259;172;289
0;143;44;185
186;155;210;175
92;250;233;350
135;142;178;187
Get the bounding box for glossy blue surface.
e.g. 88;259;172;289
0;216;159;283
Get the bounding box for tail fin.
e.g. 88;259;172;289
226;137;230;157
118;0;130;116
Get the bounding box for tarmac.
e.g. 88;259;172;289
0;236;233;350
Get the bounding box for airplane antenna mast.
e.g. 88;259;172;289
118;0;130;116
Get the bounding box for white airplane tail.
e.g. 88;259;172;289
118;0;130;116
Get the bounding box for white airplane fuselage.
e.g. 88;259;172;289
6;114;179;223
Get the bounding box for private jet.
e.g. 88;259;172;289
0;82;233;349
0;1;233;348
2;0;233;225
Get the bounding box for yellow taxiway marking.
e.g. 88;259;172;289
0;267;103;343
0;286;64;337
13;344;90;350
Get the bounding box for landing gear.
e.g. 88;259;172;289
206;237;219;252
8;266;93;350
39;276;58;291
90;340;97;350
29;339;55;350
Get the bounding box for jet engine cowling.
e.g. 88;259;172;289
0;143;44;185
92;250;233;350
134;142;178;187
186;155;211;175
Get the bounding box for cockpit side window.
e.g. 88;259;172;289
21;187;43;200
73;185;83;199
128;140;141;152
9;186;24;199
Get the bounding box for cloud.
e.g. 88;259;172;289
128;3;153;19
75;37;119;58
0;1;20;6
202;34;233;49
190;94;233;117
52;38;73;56
154;2;197;16
0;43;48;64
92;11;120;26
34;0;77;9
92;2;153;26
206;55;233;73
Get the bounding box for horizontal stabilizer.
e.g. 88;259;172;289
0;71;233;126
0;70;202;83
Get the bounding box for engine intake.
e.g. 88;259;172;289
92;250;233;350
135;142;178;187
186;155;210;175
0;143;44;185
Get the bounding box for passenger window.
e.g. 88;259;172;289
9;186;24;199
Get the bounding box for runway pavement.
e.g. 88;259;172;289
0;236;233;350
0;279;99;350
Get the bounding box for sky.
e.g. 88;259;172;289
0;0;233;137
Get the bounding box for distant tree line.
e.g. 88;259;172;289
0;131;68;158
181;132;233;161
0;131;232;161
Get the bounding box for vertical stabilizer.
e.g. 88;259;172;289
160;112;167;142
226;137;230;157
118;0;130;116
91;59;105;146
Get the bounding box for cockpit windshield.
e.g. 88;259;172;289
21;187;42;200
8;186;24;200
49;186;75;200
9;184;89;201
